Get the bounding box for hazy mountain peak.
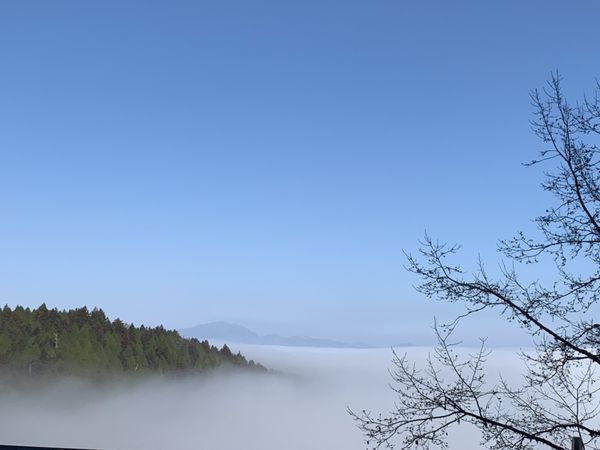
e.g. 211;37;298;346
179;322;373;348
180;322;259;342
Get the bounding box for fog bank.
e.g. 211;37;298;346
0;346;526;450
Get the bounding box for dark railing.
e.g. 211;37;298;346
572;436;584;450
0;446;101;450
0;437;587;450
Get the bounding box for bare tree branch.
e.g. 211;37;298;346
351;74;600;449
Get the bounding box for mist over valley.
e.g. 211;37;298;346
0;344;524;450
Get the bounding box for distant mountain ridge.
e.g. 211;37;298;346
179;322;373;348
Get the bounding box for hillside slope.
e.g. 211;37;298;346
0;304;264;378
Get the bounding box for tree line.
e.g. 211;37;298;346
0;304;264;379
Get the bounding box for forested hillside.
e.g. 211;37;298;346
0;304;264;378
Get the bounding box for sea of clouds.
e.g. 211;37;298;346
0;345;527;450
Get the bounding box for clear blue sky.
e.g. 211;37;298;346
1;1;599;344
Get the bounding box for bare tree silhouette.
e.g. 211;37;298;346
351;74;600;449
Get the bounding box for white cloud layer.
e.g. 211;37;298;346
0;345;527;450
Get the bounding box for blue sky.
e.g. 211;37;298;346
1;1;599;344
